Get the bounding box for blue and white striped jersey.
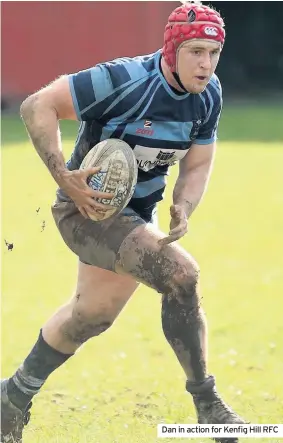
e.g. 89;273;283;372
67;50;222;222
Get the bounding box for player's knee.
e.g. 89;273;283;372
75;318;112;343
167;258;200;304
63;309;113;345
143;250;200;303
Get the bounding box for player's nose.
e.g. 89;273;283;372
199;53;212;71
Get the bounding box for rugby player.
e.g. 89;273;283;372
1;2;245;442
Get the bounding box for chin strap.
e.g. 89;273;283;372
172;72;188;93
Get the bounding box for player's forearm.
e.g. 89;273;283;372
20;95;68;185
173;164;212;218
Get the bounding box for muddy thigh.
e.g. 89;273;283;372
115;223;199;298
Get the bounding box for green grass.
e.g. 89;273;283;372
1;114;283;443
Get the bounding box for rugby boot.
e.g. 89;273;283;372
1;379;32;443
193;390;246;443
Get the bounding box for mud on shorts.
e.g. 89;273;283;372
51;194;152;272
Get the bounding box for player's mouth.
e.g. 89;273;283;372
196;76;207;81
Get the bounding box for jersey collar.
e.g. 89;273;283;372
154;50;190;101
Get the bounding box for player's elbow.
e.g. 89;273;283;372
20;92;59;125
20;94;37;118
21;76;77;121
20;93;48;121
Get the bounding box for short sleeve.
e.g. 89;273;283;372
194;76;223;145
68;64;114;121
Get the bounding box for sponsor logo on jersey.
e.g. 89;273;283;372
144;120;152;128
133;146;189;172
136;127;154;136
136;120;154;136
156;150;176;163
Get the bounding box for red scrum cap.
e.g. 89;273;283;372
163;1;225;72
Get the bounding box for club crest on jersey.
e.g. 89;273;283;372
190;119;203;140
144;120;152;128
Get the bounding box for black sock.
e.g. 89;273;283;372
186;375;217;401
7;330;73;410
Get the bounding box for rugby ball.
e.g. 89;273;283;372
80;139;138;221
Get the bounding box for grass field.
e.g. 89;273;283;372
1;109;283;443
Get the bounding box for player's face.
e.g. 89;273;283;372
177;40;222;93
